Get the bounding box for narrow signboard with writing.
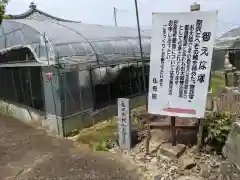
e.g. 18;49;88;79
117;98;131;150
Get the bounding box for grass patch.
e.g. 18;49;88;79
211;76;225;96
76;119;117;150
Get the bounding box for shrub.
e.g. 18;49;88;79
204;112;235;152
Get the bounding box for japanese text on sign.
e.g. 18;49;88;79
117;98;131;150
148;11;217;118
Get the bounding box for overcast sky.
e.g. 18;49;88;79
5;0;238;37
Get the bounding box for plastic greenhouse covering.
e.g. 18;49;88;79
220;27;240;39
214;27;240;50
212;27;240;70
0;19;152;66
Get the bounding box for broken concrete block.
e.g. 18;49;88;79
179;154;196;170
159;143;186;159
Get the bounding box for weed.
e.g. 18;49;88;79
211;75;225;96
93;139;108;151
76;119;117;150
204;112;234;152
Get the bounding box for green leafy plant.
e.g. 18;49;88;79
204;112;234;152
3;15;12;19
211;75;225;97
93;139;108;151
0;0;9;24
91;132;115;151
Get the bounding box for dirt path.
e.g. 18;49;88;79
0;115;140;180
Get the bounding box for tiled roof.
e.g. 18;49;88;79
7;2;81;23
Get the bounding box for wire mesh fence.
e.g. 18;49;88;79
0;66;45;111
0;54;150;122
58;59;150;119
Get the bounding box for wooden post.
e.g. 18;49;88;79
197;119;204;153
145;118;151;155
171;116;177;146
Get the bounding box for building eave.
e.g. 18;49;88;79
7;6;81;23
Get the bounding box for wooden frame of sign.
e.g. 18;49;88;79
139;111;206;155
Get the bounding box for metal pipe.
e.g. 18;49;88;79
134;0;147;94
43;33;61;136
114;7;118;27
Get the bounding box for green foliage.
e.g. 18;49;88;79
0;0;9;23
93;139;108;151
92;134;113;151
131;105;146;130
211;76;225;96
76;119;117;150
3;15;12;19
204;112;234;152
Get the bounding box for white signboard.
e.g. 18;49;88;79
148;11;217;118
117;98;131;150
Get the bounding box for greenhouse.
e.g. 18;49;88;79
0;19;150;135
213;27;240;70
0;18;151;136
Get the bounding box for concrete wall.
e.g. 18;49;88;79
0;100;64;136
0;100;44;128
0;93;147;137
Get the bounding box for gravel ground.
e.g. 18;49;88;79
0;115;140;180
109;139;240;180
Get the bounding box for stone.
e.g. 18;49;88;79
213;86;240;116
223;121;240;167
176;169;186;176
179;154;196;170
154;175;162;180
159;143;186;159
209;175;219;180
217;175;225;180
150;157;158;164
194;165;201;173
135;154;147;162
176;176;204;180
199;164;210;178
159;154;173;161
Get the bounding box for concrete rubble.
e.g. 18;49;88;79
109;131;240;180
223;121;240;167
160;143;187;159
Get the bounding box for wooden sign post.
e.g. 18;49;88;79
171;116;176;146
147;11;217;149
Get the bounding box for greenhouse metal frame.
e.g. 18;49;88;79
212;27;240;71
0;19;151;135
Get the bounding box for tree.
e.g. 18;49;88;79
0;0;9;24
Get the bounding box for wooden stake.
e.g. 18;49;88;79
197;119;204;152
145;120;151;155
171;116;176;146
